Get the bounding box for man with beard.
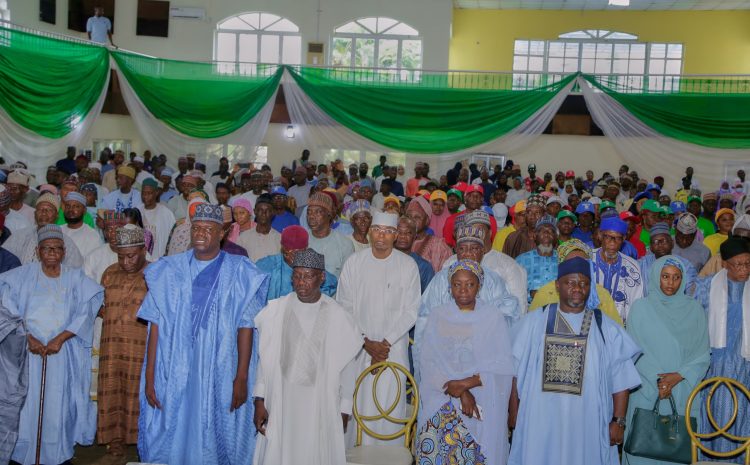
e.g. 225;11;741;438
306;192;354;278
516;215;559;304
673;213;712;271
503;194;545;258
592;216;644;322
61;192;102;257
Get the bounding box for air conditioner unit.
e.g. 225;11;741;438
169;7;206;20
307;42;324;65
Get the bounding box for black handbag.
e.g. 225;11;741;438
624;394;696;464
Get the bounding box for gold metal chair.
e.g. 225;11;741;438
685;376;750;464
346;361;419;465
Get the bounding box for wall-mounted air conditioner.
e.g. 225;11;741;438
169;7;205;20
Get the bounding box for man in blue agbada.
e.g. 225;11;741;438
0;224;102;465
138;203;269;465
254;224;337;301
508;256;642;465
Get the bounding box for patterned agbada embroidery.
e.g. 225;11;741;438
542;304;593;396
417;401;486;465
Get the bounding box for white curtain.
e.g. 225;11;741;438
0;72;110;183
282;69;576;175
114;60;277;173
578;75;750;193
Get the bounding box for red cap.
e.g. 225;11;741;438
280;225;309;250
464;184;484;195
565;170;575;178
619;211;641;223
453;182;469;193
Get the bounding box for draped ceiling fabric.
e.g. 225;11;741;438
283;68;577;174
579;75;750;190
0;25;109;176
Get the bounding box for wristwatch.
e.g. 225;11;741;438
612;416;626;428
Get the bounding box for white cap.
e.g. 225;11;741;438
371;211;398;229
589;197;602;205
88;162;102;170
492;203;508;225
133;156;145;163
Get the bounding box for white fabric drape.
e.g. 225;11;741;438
0;72;109;182
283;69;576;175
578;76;750;192
114;60;277;169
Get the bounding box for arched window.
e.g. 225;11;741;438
331;17;422;70
0;0;10;21
512;29;683;91
215;12;301;73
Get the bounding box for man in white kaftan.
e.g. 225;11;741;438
61;192;102;257
139;178;175;259
253;249;362;465
336;211;421;446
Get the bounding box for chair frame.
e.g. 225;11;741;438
351;361;419;448
685;376;750;464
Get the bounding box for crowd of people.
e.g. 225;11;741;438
0;146;749;465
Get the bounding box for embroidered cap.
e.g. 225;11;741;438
463;209;491;228
36;192;60;210
675;213;698;235
455;224;486;246
308;192;334;216
448;259;484;288
115;224;145;248
117;166;136;180
102;210;127;225
37;224;64;244
649;222;671;237
535;214;557;231
291;248;325;271
64;191;86;206
192;204;224;224
371;211;398;229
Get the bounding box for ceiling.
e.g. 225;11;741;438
453;0;750;10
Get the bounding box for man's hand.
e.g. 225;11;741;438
27;335;46;355
443;380;468;398
609;421;625;446
145;376;162;409
45;334;66;355
363;337;389;360
459;391;480;419
254;398;268;435
230;377;248;412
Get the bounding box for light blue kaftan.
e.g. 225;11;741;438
701;279;750;463
509;305;641;465
515;250;558;303
254;253;338;300
137;250;269;465
414;267;519;381
0;263;102;465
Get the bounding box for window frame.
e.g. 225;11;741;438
330;17;422;70
214;12;302;67
512;30;684;91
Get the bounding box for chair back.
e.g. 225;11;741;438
685;376;750;464
351;361;419;448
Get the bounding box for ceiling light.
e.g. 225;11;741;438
608;0;630;5
285;125;295;139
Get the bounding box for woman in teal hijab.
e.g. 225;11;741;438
624;255;710;465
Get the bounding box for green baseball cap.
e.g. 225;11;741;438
557;210;578;224
446;188;463;201
641;199;662;213
600;200;617;211
687;195;702;205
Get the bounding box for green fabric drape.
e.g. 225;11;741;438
289;67;575;153
0;26;109;139
113;52;282;139
584;74;750;149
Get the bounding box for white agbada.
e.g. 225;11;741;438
61;224;102;257
140;203;175;259
10;203;35;225
83;243;117;283
5;209;33;234
253;293;363;465
336;248;421;446
442;249;528;314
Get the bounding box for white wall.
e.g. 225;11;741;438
7;0;451;69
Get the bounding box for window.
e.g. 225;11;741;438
205;143;268;169
320;149;406;169
512;30;683;91
93;139;132;157
331;17;422;70
0;0;9;21
215;12;301;74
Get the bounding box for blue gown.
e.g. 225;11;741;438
254;253;337;300
0;264;102;465
701;280;750;462
509;306;641;465
137;251;269;465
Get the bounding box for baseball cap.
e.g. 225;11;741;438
641;199;662;213
575;202;595;215
646;183;662;193
600;200;617;211
565;170;575;178
557;210;577;224
464;184;484;196
670;201;686;214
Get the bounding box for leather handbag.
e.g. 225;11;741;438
624;394;696;464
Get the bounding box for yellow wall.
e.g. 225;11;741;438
449;9;750;74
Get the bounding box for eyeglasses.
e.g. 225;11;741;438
601;233;624;243
39;246;64;254
726;259;750;271
370;226;397;234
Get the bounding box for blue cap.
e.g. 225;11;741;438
192;204;224;224
633;191;652;202
271;186;287;196
649;222;671;237
161;168;174;177
558;256;591;280
575;202;595;215
600;216;628;235
64;191;86;206
670;201;686;214
646;183;662;193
